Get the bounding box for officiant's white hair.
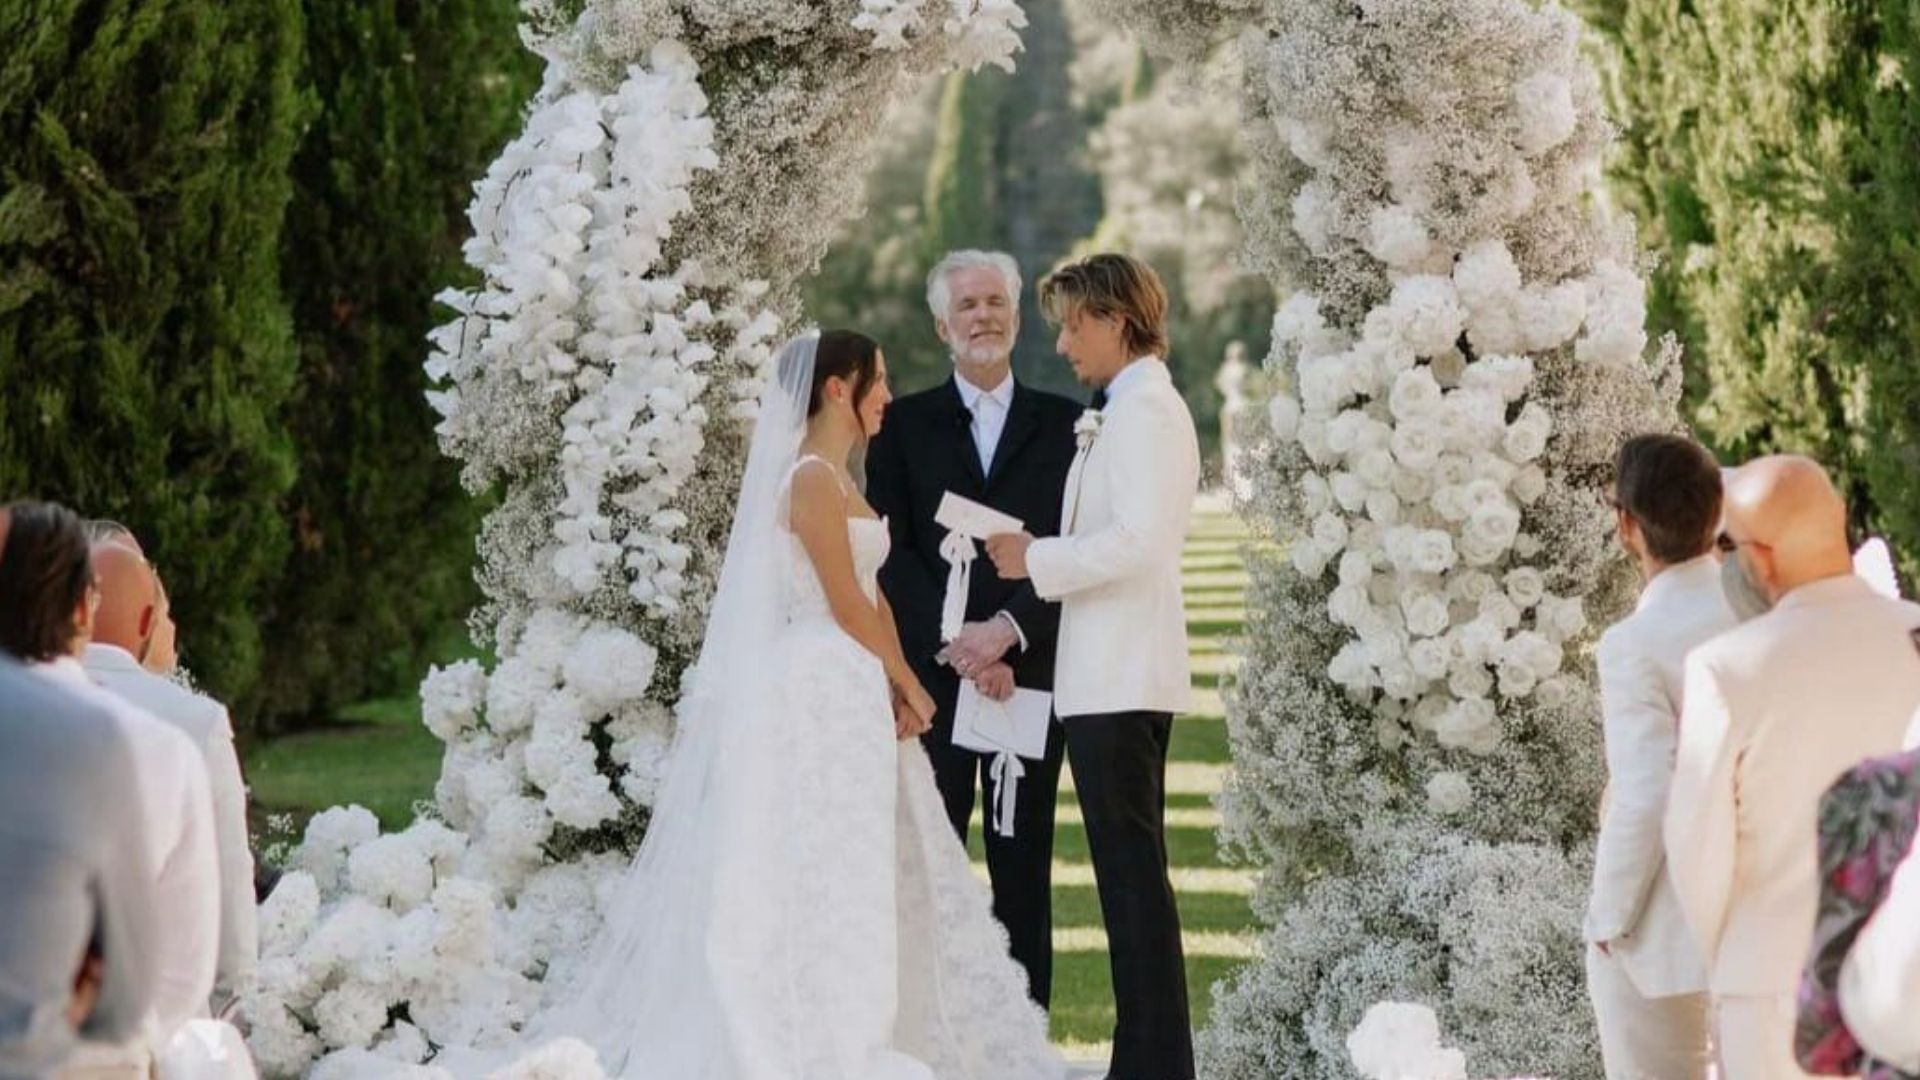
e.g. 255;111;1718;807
927;249;1022;317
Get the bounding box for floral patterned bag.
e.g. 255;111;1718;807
1795;746;1920;1078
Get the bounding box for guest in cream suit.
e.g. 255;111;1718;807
85;538;257;1005
1666;456;1920;1080
986;252;1199;1080
1586;434;1732;1079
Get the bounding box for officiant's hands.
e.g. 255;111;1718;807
939;618;1019;677
984;531;1034;580
972;662;1016;703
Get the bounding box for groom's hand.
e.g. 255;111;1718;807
985;531;1034;581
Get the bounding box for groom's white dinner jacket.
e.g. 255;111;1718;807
1666;574;1920;997
1585;555;1734;998
1027;356;1198;719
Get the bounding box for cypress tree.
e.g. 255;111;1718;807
0;0;307;710
1599;0;1920;577
253;0;538;728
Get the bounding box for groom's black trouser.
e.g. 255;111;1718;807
1065;710;1194;1080
922;672;1067;1009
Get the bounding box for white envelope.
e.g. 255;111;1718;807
936;492;1025;540
952;682;1054;761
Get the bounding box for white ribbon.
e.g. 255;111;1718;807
939;529;976;643
989;749;1025;838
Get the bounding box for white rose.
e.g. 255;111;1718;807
1448;662;1494;700
1375;714;1410;751
1374;276;1467;357
1298;418;1333;465
1409;694;1451;733
1448;570;1499;604
1355;449;1396;489
1511;464;1548;504
1504;567;1547;609
1329;584;1373;628
1402;529;1457;575
1366;490;1402;525
1313;512;1350;550
1402;590;1451;638
1426;771;1473;816
1391;466;1436;504
1390;420;1445;474
1332;472;1369;513
1478;592;1522;631
1466;501;1523;555
1503;412;1551;463
1430;485;1469;523
1538;594;1589;642
1327;409;1370;455
1338;551;1375;587
1409;638;1451;679
1389;367;1445;423
1434;697;1501;755
1292;538;1335;579
1536;675;1575;709
1380;660;1424;702
1300;472;1334;516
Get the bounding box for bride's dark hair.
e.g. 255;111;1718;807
808;329;881;417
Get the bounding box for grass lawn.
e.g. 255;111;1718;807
243;497;1259;1060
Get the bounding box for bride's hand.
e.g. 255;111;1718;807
890;676;936;734
893;698;922;741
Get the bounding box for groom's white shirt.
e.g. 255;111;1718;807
31;657;218;1043
1027;357;1198;719
1587;554;1732;998
84;643;258;997
1666;574;1920;997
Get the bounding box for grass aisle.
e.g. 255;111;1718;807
244;497;1257;1061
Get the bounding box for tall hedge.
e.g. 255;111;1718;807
1597;0;1920;579
252;0;538;729
0;0;307;708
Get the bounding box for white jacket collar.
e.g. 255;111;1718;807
1105;356;1167;404
83;642;143;672
1637;554;1722;613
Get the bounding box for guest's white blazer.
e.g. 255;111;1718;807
85;644;258;997
1027;357;1198;719
1666;575;1920;996
1586;555;1735;998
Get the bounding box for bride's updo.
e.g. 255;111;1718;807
807;329;881;417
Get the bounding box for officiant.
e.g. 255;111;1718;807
868;249;1082;1009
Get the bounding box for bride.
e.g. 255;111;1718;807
515;330;1062;1079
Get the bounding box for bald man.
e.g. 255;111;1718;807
83;540;256;1004
1665;456;1920;1080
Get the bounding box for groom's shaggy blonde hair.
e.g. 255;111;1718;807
1039;252;1170;360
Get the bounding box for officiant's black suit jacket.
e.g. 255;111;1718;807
868;376;1083;696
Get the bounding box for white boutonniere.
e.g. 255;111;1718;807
1074;408;1103;451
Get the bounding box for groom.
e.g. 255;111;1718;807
867;249;1082;1009
987;252;1199;1080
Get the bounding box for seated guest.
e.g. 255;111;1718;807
1585;434;1732;1079
86;538;257;1003
0;501;219;1065
1840;826;1920;1071
1666;457;1920;1079
0;517;160;1077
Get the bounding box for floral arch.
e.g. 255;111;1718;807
251;2;1676;1077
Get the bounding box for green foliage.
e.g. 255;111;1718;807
922;68;1009;264
1598;0;1920;579
253;0;538;729
0;0;309;709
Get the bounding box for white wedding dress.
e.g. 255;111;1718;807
501;335;1062;1080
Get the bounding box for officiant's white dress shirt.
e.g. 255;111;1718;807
955;371;1013;476
31;658;219;1043
1027;357;1198;718
84;644;257;998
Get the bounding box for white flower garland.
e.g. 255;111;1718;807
1096;0;1681;1075
250;6;1031;1075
